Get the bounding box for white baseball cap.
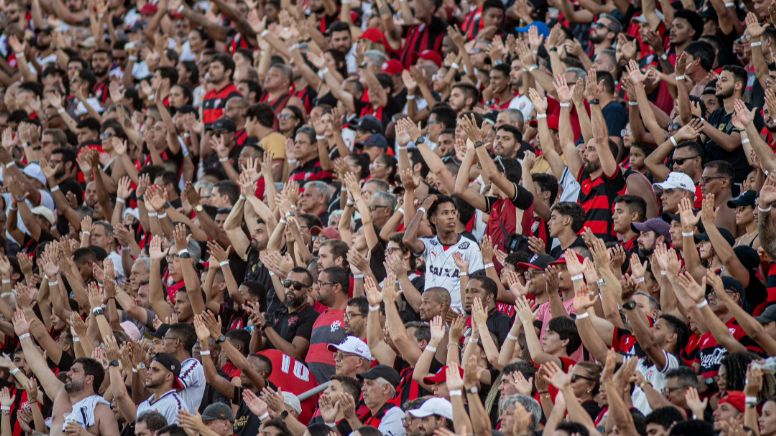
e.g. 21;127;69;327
281;392;302;414
408;397;453;420
327;336;372;361
653;172;696;193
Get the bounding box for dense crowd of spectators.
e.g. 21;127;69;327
1;0;776;434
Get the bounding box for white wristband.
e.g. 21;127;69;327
660;271;668;276
73;336;80;342
49;280;58;287
425;345;437;353
51;185;60;192
724;1;734;6
528;64;539;72
696;299;709;309
82;231;91;236
1;279;9;285
536;113;547;120
9;368;19;375
200;350;211;356
628;101;638;106
670;136;678;146
571;274;584;282
746;396;758;406
116;198;125;204
559;102;571;108
369;305;380;312
459;272;467;277
449;390;463;397
259;412;270;421
148;212;158;218
407;94;416;100
506;333;518;341
451;63;460;70
5;162;15;169
219;157;229;163
0;406;9;412
397;208;404;215
418;207;427;215
158;212;167;219
682;231;694;237
18;333;30;341
261;30;269;38
219;260;230;267
353;273;365;279
751;41;763;48
484;263;494;269
675;75;685;81
759;206;772;213
742;138;750;145
575;312;590;320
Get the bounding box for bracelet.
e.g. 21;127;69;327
48;280;58;287
397;208;404;215
148;212;158;218
425;345;437;353
635;277;645;283
1;279;9;285
449;390;463;397
597;278;606;287
369;305;380;312
528;64;539;72
219;260;230;267
219;157;229;163
178;249;189;256
51;185;60;192
451;63;460;70
746;396;758;406
92;307;104;316
0;407;9;412
278;218;286;224
82;231;90;236
18;333;30;341
696;299;709;309
5;162;15;169
418;207;427;215
759;206;772;213
9;368;19;375
484;263;494;269
751;41;763;48
676;75;685;81
316;135;326;141
571;274;584;282
320;67;329;76
724;1;734;6
670;136;678;146
681;231;694;237
268;271;275;277
742;138;750;145
73;336;80;342
589;98;600;105
575;312;590;320
536;113;547;120
116;198;125;204
200;350;211;356
506;333;518;341
158;212;168;219
459;271;468;277
259;412;270;421
660;271;668;276
628;101;638;107
466;386;478;394
407;94;416;100
559;102;571;108
261;30;269;38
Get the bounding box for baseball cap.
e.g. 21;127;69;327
120;321;142;341
210;117;237;133
653;172;696;193
734;246;760;271
515;21;550;38
549;251;585;266
727;190;757;208
755;304;776;324
382;59;404;76
23;162;47;186
355;116;383;134
719;391;746;413
328;336;373;361
30;206;56;224
358;365;401;388
694;228;735;246
201;402;235;422
282;392;302;414
631;218;671;240
364;134;389;149
718;276;744;297
408;397;454;420
153;353;185;390
422;365;463;385
517;253;554;271
417;50;443;67
361;28;388;44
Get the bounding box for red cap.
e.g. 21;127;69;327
139;3;158;15
549;251;585;266
382;59;404;76
418;50;443;67
422;365;463;385
719;391;746;413
360;28;388;44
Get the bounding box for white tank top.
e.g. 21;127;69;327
61;394;110;431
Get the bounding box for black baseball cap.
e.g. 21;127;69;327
694;228;735;246
756;304;776;324
727;190;757;208
202;402;235;422
355;116;383;134
517;253;554;271
153;353;184;390
358;364;401;388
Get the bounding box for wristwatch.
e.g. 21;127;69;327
589;98;600;105
195;204;203;213
415;136;426;145
179;251;192;259
216;335;226;344
109;360;120;367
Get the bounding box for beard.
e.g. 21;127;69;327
590;33;606;44
285;294;306;309
585;158;601;172
716;87;734;99
64;378;84;393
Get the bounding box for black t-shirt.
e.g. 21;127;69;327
603;101;628;137
270;304;319;344
704;106;763;183
487;309;513;347
549;236;587;259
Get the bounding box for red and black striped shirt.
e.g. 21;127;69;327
202;83;242;126
399;17;446;68
577;166;626;241
288;158;334;188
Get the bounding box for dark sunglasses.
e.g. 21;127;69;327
571;374;597;383
671;155;699;166
282;279;308;290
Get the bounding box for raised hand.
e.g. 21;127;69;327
733;99;755;129
678;197;700;231
514;296;534;323
761;173;776;207
527;88;548;113
543;361;571;389
445;361;464;391
746;12;766;39
674;272;706;303
116;176;132;200
553;74;572;103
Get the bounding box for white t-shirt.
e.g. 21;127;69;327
378;406;406;436
137;390;184;425
179;357;206;413
62;394;110;431
632;351;679;415
421;234;484;311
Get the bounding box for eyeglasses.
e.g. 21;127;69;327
700;175;726;183
282;279;308;290
369;205;390;211
316;280;335;287
662;385;686;394
571;374;597;383
344;312;364;320
672;156;699;166
278;113;296;120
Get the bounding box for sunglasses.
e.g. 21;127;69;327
282;279;308;290
671;155;699;166
571;374;597;383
